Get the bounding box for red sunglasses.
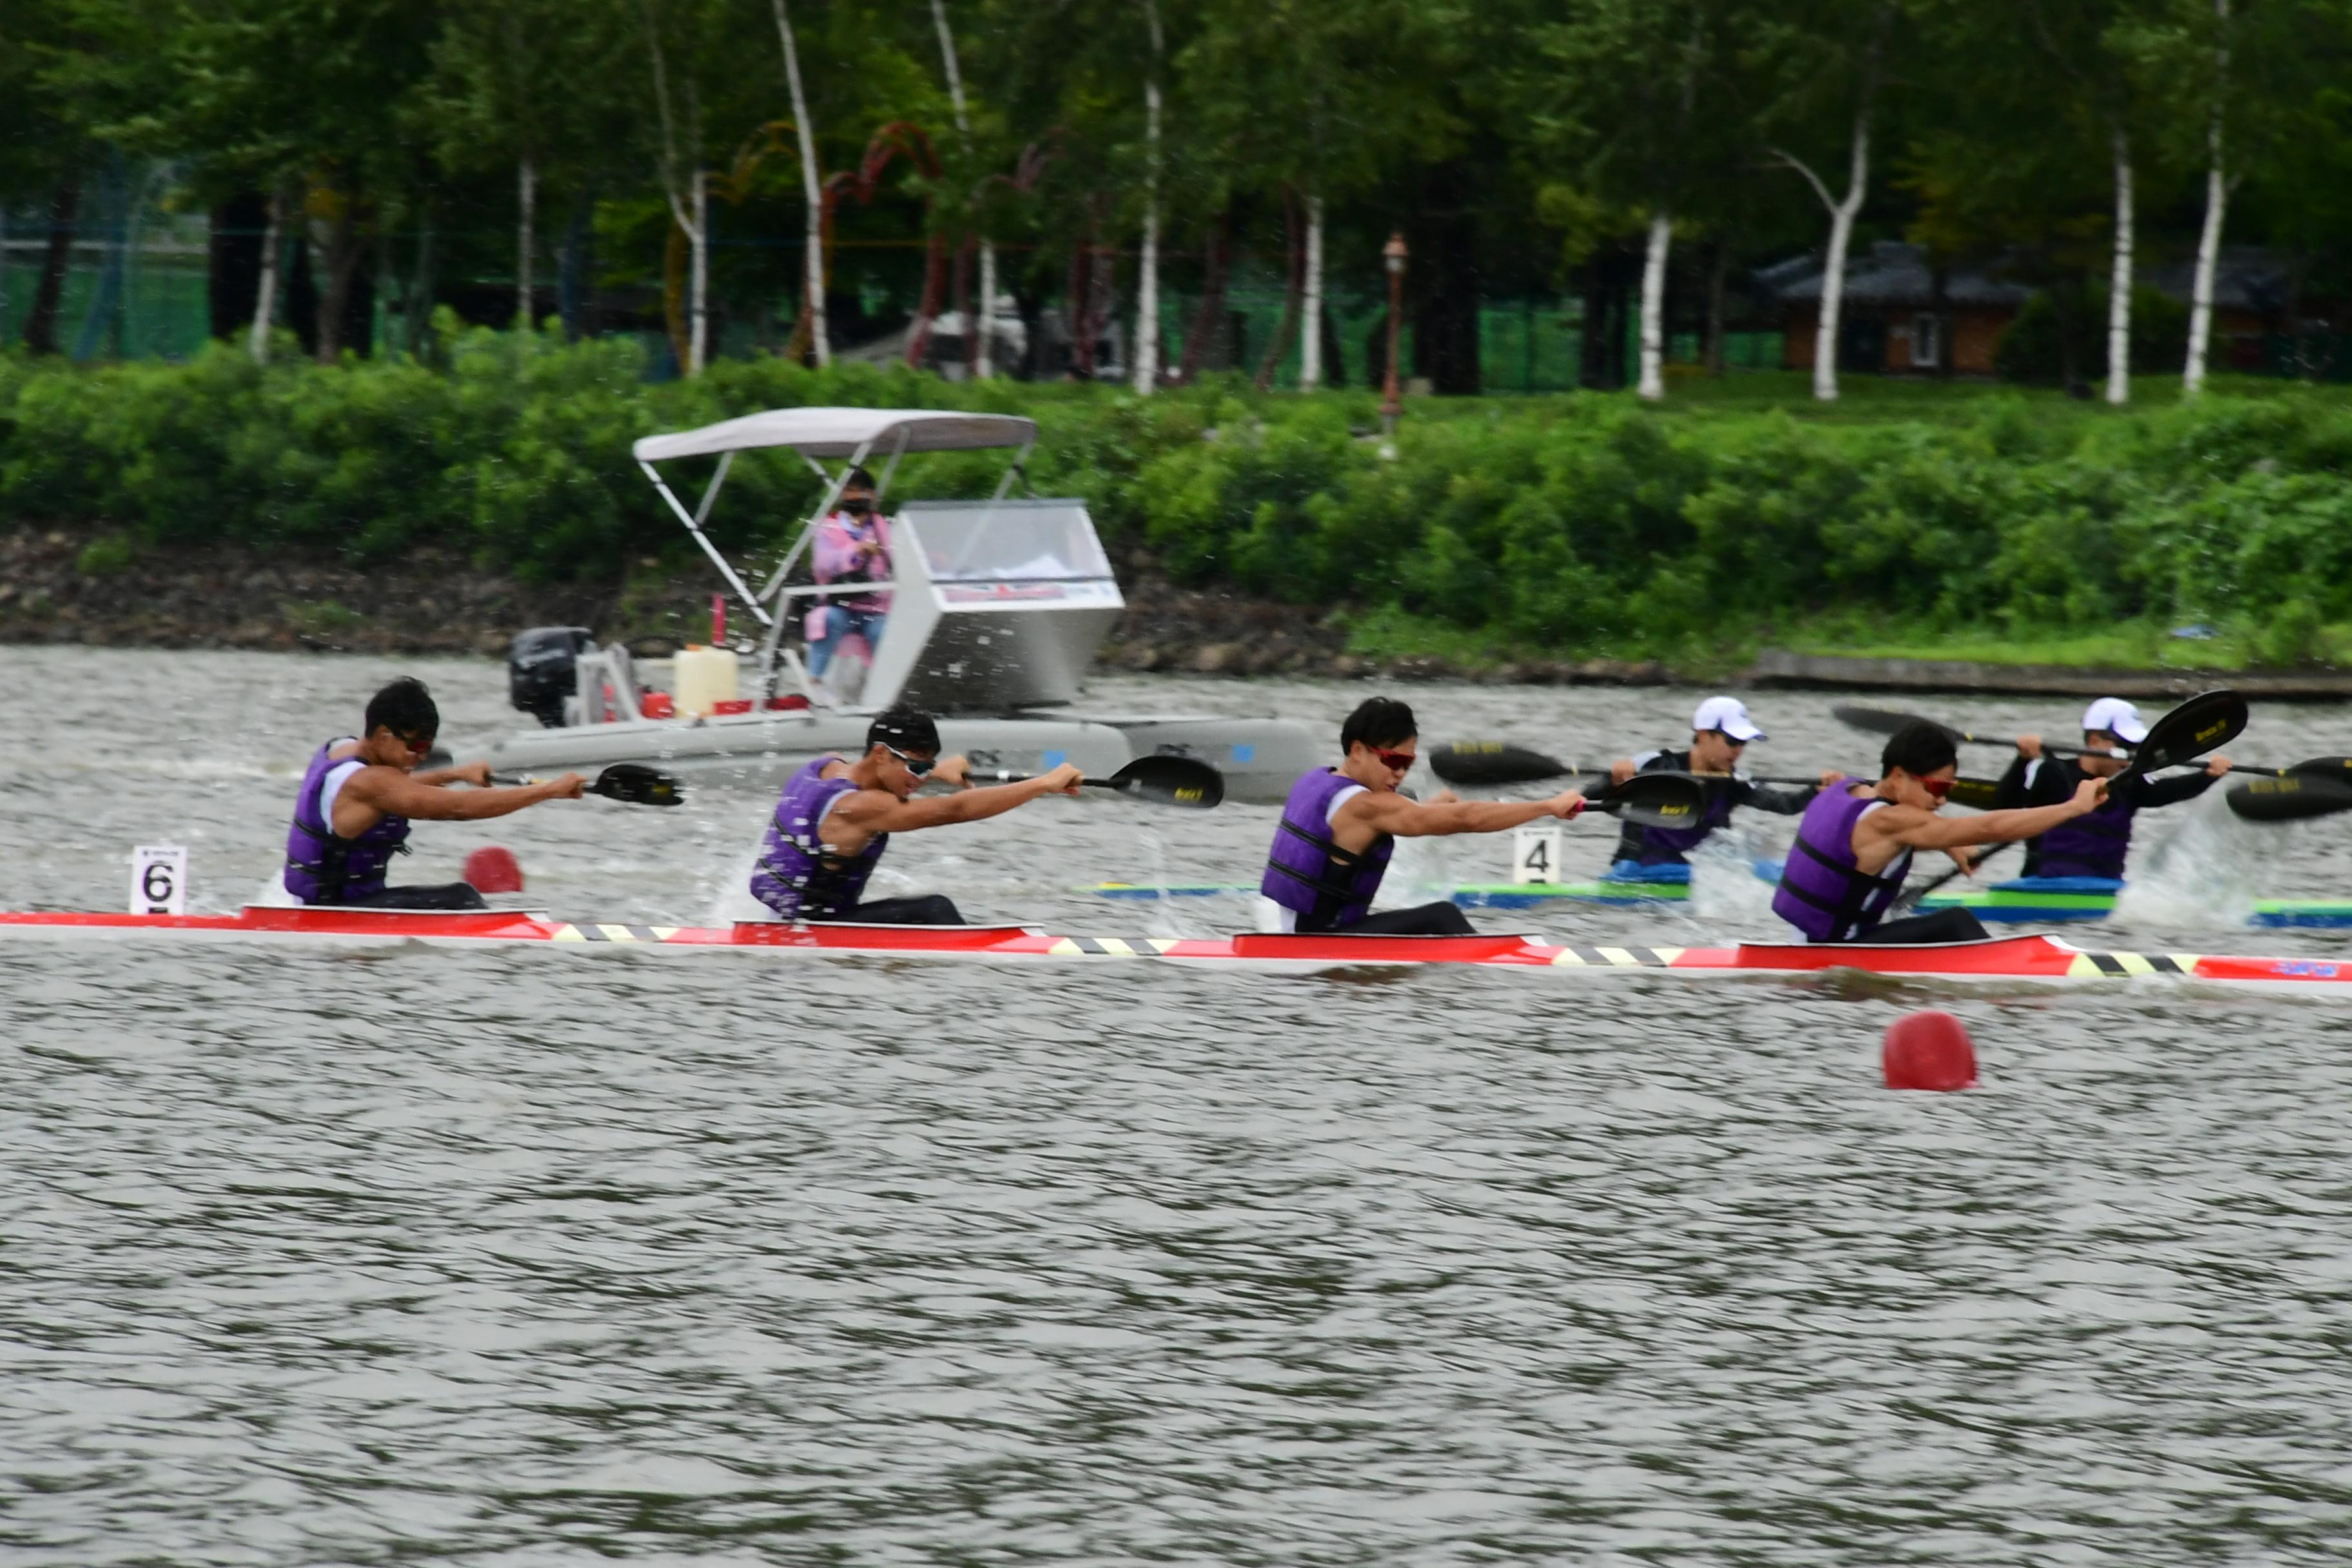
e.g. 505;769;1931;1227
1919;776;1954;799
1373;747;1416;772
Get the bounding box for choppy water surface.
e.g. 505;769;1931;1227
8;646;2352;1563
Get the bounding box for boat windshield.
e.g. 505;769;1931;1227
901;500;1115;583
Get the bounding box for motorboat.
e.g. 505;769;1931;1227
476;407;1319;797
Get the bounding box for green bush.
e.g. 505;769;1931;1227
5;337;2352;664
75;533;137;575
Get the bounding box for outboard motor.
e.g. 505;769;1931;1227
509;627;596;728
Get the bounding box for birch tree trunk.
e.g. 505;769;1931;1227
1814;161;1863;402
928;0;996;378
977;243;997;378
2184;152;2228;395
689;172;709;375
1636;210;1671;401
516;155;536;330
1300;192;1325;390
771;0;829;366
249;184;282;364
1775;108;1872;402
2185;0;2232;397
644;8;709;377
2106;127;2133;404
1132;0;1164;395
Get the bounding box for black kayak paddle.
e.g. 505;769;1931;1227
968;754;1225;808
1402;756;1703;828
2106;690;2249;785
1576;769;1710;831
1834;692;2264;776
491;762;685;807
1429;741;1587;788
1431;740;1840;789
1426;740;1999;808
2227;765;2352;822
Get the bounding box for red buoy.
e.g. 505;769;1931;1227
1883;1010;1977;1090
464;845;524;895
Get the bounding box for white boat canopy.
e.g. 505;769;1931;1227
631;404;1044;654
631;407;1037;464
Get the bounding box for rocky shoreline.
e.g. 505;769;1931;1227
0;524;1674;685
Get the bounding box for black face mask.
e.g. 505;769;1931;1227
841;495;873;516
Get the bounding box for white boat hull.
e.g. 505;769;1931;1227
482;712;1135;788
478;710;1320;799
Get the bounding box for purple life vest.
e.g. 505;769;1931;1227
1260;767;1392;930
283;740;411;905
750;756;887;920
2032;794;2137;880
1771;779;1912;942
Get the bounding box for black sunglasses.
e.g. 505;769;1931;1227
882;743;936;778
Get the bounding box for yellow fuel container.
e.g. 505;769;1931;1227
671;643;741;717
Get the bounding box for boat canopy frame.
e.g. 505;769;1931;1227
632;407;1039;697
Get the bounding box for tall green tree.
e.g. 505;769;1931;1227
142;0;443;362
1532;0;1742;399
428;0;634;328
2116;0;2344;393
1181;0;1458;389
1749;0;1910;402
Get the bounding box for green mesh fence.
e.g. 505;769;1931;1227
4;171;1790;388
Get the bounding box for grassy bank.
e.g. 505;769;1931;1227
4;333;2349;672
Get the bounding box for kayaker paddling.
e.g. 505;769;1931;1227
282;678;585;910
1605;696;1833;879
1994;697;2233;880
1772;721;2107;945
750;705;1081;926
1260;697;1587;937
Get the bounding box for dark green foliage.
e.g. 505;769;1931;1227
1994;285;2191;384
7;342;2352;659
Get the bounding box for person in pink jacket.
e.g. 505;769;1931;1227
807;467;892;681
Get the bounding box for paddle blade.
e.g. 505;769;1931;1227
1429;741;1573;787
593;763;684;807
1108;755;1224;808
1832;704;1946;738
2228;772;2352;822
1602;770;1709;830
2119;689;2247;783
1947;776;2002;810
2289;756;2352;779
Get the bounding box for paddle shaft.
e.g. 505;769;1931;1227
968;769;1141;793
962;760;1224;808
1891;841;2018;914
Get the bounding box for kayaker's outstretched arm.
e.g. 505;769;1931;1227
1871;778;2104;853
1350;788;1585;839
839;763;1084;834
342;766;585;823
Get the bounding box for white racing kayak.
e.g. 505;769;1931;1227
3;906;2349;995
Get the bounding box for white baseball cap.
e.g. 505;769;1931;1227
2081;697;2148;744
1693;695;1766;741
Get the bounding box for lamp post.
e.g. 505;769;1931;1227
1380;231;1408;444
